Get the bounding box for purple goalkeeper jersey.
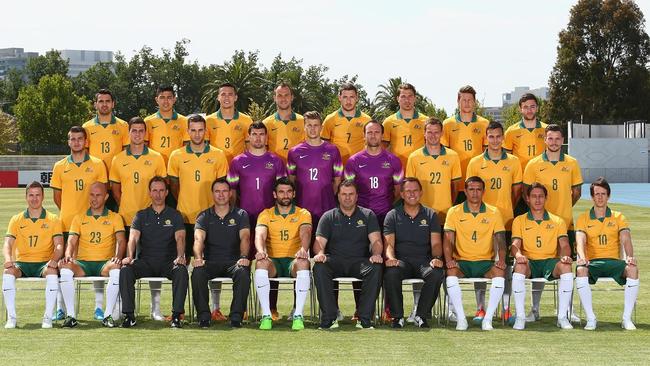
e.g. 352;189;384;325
287;141;343;218
227;151;287;217
344;149;403;216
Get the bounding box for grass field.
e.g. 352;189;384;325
0;188;647;365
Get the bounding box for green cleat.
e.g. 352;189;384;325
291;315;305;330
259;315;273;330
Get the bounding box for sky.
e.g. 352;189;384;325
4;0;650;113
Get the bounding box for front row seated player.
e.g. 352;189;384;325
3;182;64;329
575;177;639;331
509;182;574;330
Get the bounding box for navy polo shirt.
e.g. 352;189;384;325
195;206;250;261
316;205;379;258
132;206;184;261
383;205;440;259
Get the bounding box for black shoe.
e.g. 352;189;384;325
61;316;78;328
414;316;429;328
391;317;404;329
230;320;242;328
171;315;182;328
121;314;137;328
199;319;210;329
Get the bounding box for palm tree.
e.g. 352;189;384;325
373;77;404;119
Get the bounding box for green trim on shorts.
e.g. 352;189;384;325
587;258;626;285
457;260;493;278
529;258;559;281
77;260;107;277
271;257;294;278
15;261;48;277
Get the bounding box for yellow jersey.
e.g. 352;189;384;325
575;207;629;260
69;208;125;261
511;211;567;260
503;120;547;170
82;115;129;171
256;205;311;258
205;110;253;162
441;113;489;182
444;202;505;261
6;209;63;262
321;108;371;163
382;110;428;168
263;112;305;162
144;110;188;164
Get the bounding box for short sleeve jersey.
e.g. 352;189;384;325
321;108;371;163
287;141;343;218
131;206;184;261
195;206;250;261
466;150;522;230
383;205;440;259
441;113;489;182
503;120;547;170
205;110;254;162
257;205;312;258
575;207;629;260
144;111;188;164
167;144;229;224
444;202;505;261
511;211;567;260
316;206;380;258
82;115;129;171
109;146;167;226
381;110;428;168
263;112;305;162
344;149;403;217
69;208;125;261
523;152;583;228
6;209;62;262
50;154;108;232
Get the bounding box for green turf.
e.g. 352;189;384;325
0;188;647;365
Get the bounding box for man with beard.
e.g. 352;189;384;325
263;82;304;162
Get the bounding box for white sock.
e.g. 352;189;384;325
485;277;505;320
210;281;222;311
623;278;639;321
474;282;487;310
294;270;310;317
57;289;65;313
446;276;465;320
557;273;574;320
531;281;544;312
104;269;120;317
512;273;526;319
150;281;162;314
2;274;17;319
59;268;76;318
576;277;595;320
94;280;104;309
45;275;59;319
112;295;122;320
255;269;271;316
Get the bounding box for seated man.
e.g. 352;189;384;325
58;182;126;328
191;177;251;328
510;183;574;330
254;177;312;330
575;177;639;331
119;176;189;328
443;176;507;331
3;181;64;329
384;178;444;328
313;179;383;329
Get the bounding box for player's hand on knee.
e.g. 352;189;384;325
255;252;268;261
515;254;528;264
495;259;506;270
47;259;58;269
3;260;15;269
110;256;122;265
576;258;587;266
626;256;637;266
430;258;443;268
236;258;250;267
446;259;458;269
193;258;205;267
560;256;572;264
313;253;327;263
295;247;309;259
121;257;133;266
369;254;383;264
385;258;399;267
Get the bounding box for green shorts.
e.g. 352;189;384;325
529;258;559;281
586;259;626;285
271;257;295;278
77;260;107;277
457;260;493;278
15;261;48;277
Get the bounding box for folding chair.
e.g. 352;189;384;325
206;277;255;323
252;277;317;322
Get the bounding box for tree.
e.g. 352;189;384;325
14;75;92;153
0;112;18;154
548;0;650;125
502;99;550;128
372;77;432;120
0;68;26;114
422;100;448;121
25;50;69;85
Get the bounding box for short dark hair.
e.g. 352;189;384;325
274;176;295;191
339;83;358;95
68;125;87;139
219;82;237;95
526;182;548;197
156;85;175;97
545;124;563;137
486;121;504;134
398;83;417;96
590;176;611;197
95;89;114;102
25;181;44;195
457;85;476;100
337;179;357;195
464;176;485;189
424;117;443;130
401;177;422;191
303;111;322;123
148;175;168;190
211;177;231;191
128;116;146;131
275;82;293;95
187;114;206;126
518;93;538;107
363;119;384;134
248;121;267;134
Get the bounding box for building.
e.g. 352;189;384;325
59;49;113;77
0;48;39;80
482;106;503;124
502;86;549;106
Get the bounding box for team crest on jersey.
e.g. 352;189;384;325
265;162;275;170
206;158;215;164
322;153;331;161
112;130;120;135
546;224;555;230
356;123;363;127
292;127;301;133
473;128;482;134
290;218;298;223
356;220;366;227
85;167;94;173
480;218;490;224
502;166;511;172
172;125;180;131
164;219;172;226
144;160;152;166
537;134;544;139
41;223;49;229
103;220;111;226
382;162;391;169
414;124;422;130
607;222;616;227
561;167;570;172
234;125;242;131
442;160;449;166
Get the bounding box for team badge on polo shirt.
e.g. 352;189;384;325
356;219;365;227
228;218;236;226
290;217;298;223
164;219;172;226
420;219;427;226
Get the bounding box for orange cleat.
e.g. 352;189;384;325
211;309;227;321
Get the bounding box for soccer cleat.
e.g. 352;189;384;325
164;313;185;322
271;310;280;321
513;317;526;330
93;307;104;321
502;308;515;325
525;309;540;323
230;320;242;328
557;317;573;330
287;307;296;321
259;315;273;330
211;309;227;321
481;319;493;331
243;311;248;321
41;316;53;329
170;315;182;328
456;317;468;331
5;317;17;329
62;316;78;328
382;308;392;323
336;309;344;321
318;319;339;330
391;317;404;329
121;315;137;328
356;320;374;329
621;319;636;331
584;318;597;331
570;311;581;323
472;308;485;325
151;312;164;321
414;316;429;328
448;310;457;322
102;315;115;328
53;309;65;321
291;315;305;331
407;308;417;323
199;319;210;329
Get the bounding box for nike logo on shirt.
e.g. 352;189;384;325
243;164;251;169
90;132;98;135
64;169;72;173
122;163;130;167
299;155;308;159
19;226;27;229
359;164;367;168
183;160;191;164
